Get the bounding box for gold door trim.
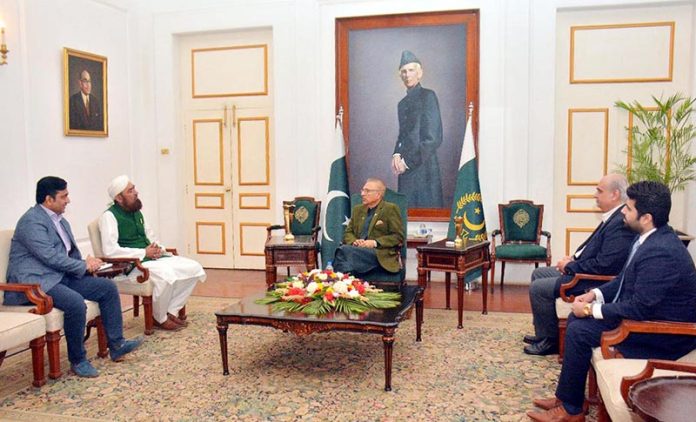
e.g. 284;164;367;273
239;193;271;210
567;108;608;186
566;194;601;213
195;221;226;255
195;193;225;209
570;21;674;84
237;116;270;186
191;44;268;98
239;222;269;256
193;119;224;186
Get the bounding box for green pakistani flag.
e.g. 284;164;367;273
448;108;487;281
320;114;351;268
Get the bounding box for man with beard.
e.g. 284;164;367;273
5;176;143;377
99;175;206;331
527;181;696;422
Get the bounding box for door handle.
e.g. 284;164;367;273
225;186;232;193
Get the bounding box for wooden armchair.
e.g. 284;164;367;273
88;219;185;335
0;283;52;387
592;319;696;422
490;200;551;291
0;229;107;380
556;273;614;361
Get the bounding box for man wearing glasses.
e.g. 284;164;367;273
332;178;404;277
69;69;103;131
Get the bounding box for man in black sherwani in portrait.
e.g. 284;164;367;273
391;50;444;208
69;70;103;131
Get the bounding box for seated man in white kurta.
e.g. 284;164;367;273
99;175;206;331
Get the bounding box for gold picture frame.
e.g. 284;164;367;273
63;48;108;137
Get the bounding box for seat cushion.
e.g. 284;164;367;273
0;300;101;332
495;244;547;260
112;273;154;296
555;298;572;319
594;358;691;422
0;312;46;350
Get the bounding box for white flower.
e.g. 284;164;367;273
291;280;304;289
308;269;321;276
318;273;328;281
332;280;349;294
306;281;318;294
347;289;360;298
335;272;344;278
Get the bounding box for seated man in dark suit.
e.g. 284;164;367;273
525;173;635;355
527;181;696;422
333;178;403;277
4;176;143;378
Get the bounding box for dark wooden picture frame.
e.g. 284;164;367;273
63;47;108;137
336;10;479;221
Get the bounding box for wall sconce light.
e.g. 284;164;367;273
0;21;8;65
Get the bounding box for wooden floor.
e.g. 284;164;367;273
190;268;532;313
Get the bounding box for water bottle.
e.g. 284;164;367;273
326;260;334;272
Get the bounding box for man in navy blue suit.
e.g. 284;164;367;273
524;173;635;355
528;181;696;422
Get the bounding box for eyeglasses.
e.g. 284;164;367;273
80;79;92;83
360;188;380;193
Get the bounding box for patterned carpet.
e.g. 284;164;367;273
0;297;565;421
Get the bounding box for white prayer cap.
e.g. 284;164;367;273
108;175;130;199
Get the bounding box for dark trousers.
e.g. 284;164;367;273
48;275;125;364
333;245;380;275
529;267;563;339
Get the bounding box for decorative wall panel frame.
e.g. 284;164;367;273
237;117;270;186
570;21;675;84
566;194;601;213
239;193;271;210
191;44;269;98
194;193;225;209
193;119;224;186
195;222;226;255
565;227;595;256
567;108;609;186
239;222;269;256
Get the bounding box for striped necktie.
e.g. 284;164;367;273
611;239;641;303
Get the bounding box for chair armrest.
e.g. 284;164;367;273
541;231;551;239
97;257;151;283
266;224;285;239
0;283;53;315
559;273;614;302
166;248;178;256
541;231;552;257
311;225;322;235
490;230;501;254
601;319;696;359
621;359;696;404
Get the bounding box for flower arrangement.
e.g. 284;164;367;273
255;269;401;315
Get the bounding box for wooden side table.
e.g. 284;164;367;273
264;235;318;288
628;376;696;422
416;239;490;328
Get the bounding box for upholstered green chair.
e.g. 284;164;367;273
266;196;321;275
348;189;407;288
490;200;551;291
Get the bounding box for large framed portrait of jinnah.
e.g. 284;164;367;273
336;10;479;221
63;48;108;137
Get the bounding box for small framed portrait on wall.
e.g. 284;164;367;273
63;47;108;137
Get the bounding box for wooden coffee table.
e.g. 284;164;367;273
215;285;424;391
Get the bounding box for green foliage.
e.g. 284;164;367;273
255;291;402;315
615;93;696;192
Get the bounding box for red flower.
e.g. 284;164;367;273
301;297;312;304
355;283;366;295
287;287;305;296
324;292;334;302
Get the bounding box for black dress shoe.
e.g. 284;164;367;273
524;338;559;356
523;334;542;344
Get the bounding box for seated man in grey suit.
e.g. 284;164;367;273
3;176;143;377
524;173;635;355
333;178;403;277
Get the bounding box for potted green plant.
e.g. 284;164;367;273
615;93;696;246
